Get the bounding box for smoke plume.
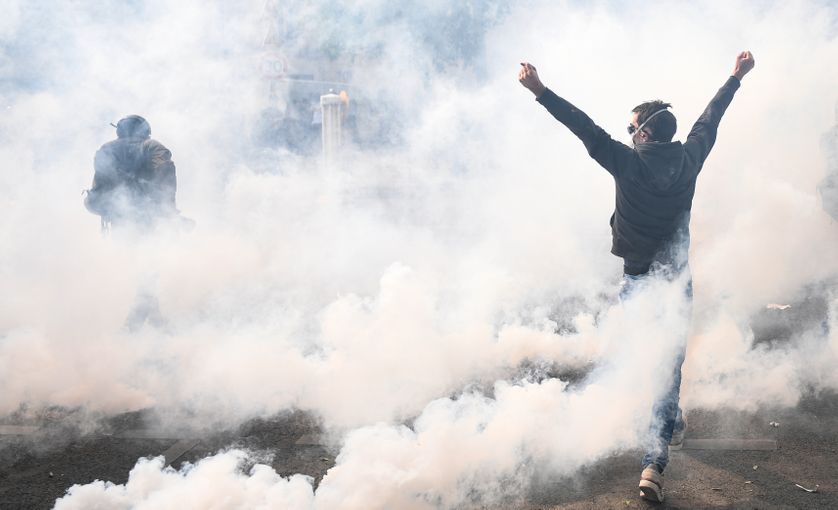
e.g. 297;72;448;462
0;0;836;508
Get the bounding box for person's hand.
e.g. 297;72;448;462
519;62;546;98
732;51;755;81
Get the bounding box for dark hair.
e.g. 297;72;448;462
632;100;676;142
115;115;151;138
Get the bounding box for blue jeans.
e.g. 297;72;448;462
620;264;692;473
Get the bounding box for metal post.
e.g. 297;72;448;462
320;91;342;167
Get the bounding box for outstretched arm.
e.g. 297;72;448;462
685;51;755;168
519;62;633;177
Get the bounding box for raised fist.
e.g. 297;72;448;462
733;51;755;81
519;62;546;98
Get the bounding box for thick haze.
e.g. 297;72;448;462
1;0;836;508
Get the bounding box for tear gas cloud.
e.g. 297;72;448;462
1;0;837;508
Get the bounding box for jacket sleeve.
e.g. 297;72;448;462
85;146;115;216
147;141;177;212
684;76;741;170
91;146;117;190
536;88;634;177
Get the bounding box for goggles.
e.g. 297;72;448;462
627;107;669;136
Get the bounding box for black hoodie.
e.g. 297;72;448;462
536;76;741;274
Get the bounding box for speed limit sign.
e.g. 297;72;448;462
261;52;288;78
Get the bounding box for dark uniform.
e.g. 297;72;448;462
85;115;177;228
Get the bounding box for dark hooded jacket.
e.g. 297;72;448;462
85;136;177;225
536;76;741;274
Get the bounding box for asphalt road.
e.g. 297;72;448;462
2;390;836;509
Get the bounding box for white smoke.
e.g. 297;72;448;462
0;0;836;508
54;278;694;509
